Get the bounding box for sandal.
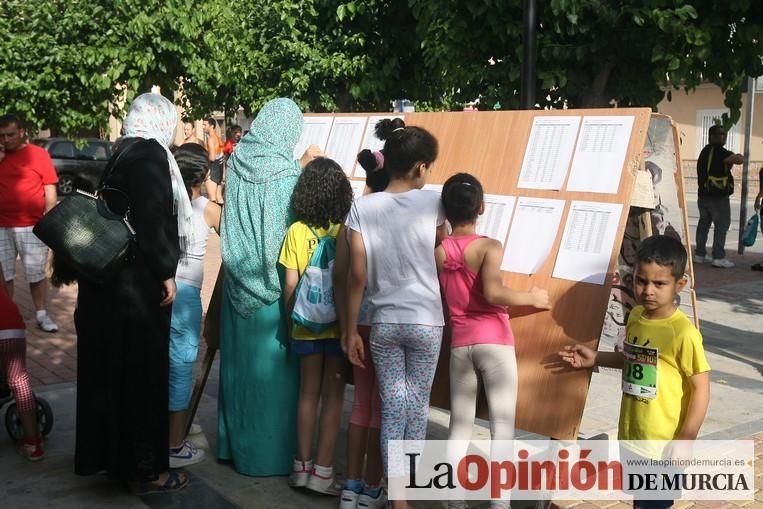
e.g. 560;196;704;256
132;471;189;495
752;263;763;272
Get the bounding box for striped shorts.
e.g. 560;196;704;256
0;226;49;283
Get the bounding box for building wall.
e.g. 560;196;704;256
657;83;763;161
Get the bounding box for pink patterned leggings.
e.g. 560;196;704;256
1;338;36;413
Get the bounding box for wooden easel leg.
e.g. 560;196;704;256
184;346;218;437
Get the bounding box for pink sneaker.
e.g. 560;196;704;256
18;434;44;461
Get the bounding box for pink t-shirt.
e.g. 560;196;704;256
439;235;514;348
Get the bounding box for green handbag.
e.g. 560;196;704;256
33;149;135;282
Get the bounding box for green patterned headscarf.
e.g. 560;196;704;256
221;98;303;317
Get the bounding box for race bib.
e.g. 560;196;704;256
622;342;658;399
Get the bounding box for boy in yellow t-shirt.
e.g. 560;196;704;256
560;235;710;509
278;157;354;495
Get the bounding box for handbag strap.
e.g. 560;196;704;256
96;142;136;220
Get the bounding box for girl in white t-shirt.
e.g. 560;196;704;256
344;123;446;509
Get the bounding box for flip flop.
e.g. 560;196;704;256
132;471;189;495
752;263;763;272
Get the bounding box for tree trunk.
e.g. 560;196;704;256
579;61;616;108
336;90;354;112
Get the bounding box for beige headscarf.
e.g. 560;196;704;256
122;93;193;251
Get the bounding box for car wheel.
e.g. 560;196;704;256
57;174;76;196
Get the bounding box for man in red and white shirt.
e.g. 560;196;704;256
0;115;59;332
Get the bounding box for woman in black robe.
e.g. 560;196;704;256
71;93;193;492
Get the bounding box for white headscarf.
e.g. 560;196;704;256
121;93;193;252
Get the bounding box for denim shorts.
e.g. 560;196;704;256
169;282;202;411
290;338;343;356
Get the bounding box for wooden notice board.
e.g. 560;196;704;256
303;108;655;439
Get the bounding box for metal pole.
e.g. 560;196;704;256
738;76;756;254
520;0;537;109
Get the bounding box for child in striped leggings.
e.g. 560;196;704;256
344;123;446;509
0;270;43;460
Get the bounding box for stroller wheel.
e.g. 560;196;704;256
5;397;54;441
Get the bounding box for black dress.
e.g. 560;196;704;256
74;138;180;483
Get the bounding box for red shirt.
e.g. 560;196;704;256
0;144;58;227
223;139;237;156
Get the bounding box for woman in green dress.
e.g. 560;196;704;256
217;98;304;475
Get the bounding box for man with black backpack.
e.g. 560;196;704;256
694;125;744;268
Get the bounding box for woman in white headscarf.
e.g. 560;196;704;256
71;93;190;493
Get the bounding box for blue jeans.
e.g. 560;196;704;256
695;195;731;259
169;282;202;411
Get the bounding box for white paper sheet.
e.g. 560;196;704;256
293;116;334;161
566;115;635;194
350;179;366;200
354;115;405;178
476;194;516;244
324;117;368;176
501;198;565;274
552;201;623;285
518;116;580;190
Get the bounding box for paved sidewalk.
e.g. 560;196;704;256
2;225;761;508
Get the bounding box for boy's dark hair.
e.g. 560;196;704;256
378;120;438;178
636;235;687;279
172;143;210;198
0;114;23;129
205;117;217;128
292;157;354;229
442;173;484;226
357;149;389;193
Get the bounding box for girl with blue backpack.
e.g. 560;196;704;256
279;157;354;495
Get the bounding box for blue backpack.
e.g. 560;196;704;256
291;225;338;333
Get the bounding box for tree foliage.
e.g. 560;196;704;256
0;0;212;134
0;0;760;136
412;0;762;124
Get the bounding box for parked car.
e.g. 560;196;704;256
32;138;113;196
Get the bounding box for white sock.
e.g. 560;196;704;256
313;463;333;477
36;310;47;320
293;458;312;470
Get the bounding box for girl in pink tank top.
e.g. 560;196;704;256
436;173;551;509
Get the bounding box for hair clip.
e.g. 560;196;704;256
372;150;384;170
392;127;405;133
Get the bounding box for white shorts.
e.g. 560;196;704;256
0;226;49;283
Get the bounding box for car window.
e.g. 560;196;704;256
81;142;111;161
49;141;76;159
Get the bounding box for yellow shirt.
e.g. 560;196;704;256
278;222;339;340
618;306;710;448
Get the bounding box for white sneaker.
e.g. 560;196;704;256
693;254;713;264
289;458;312;488
306;465;342;495
358;488;387;508
339;488;360;509
36;312;58;333
711;258;735;268
169;440;205;468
